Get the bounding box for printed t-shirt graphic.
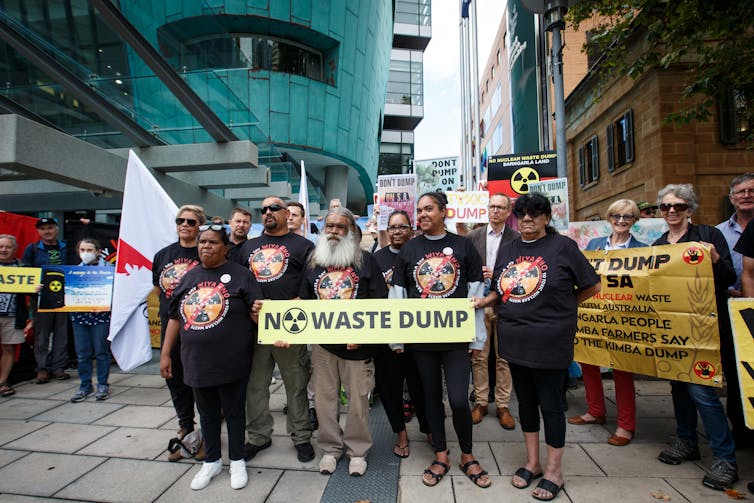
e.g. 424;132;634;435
497;256;547;302
249;244;289;282
159;257;199;298
315;267;358;299
413;250;461;298
373;247;399;288
180;281;229;330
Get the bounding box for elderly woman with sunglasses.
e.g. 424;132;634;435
652;184;739;491
161;222;262;491
569;199;646;446
474;193;600;501
153;205;206;460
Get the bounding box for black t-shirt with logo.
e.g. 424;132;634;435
169;261;262;387
239;232;314;299
45;244;63;265
492;233;599;369
373;246;399;288
152;242;200;320
392;233;483;352
299;250;388;360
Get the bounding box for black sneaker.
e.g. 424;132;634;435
702;460;738;491
243;440;271;461
295;442;315;462
658;439;701;465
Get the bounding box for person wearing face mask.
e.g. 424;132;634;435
69;239;113;402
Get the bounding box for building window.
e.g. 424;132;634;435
606;109;634;172
491;82;501;115
182;34;324;81
386;51;423;105
496;49;501;65
491;66;495;80
720;88;751;145
578;135;599;187
395;0;431;26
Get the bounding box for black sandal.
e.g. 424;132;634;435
459;459;491;488
512;467;543;488
0;383;14;397
422;460;449;487
532;478;565;501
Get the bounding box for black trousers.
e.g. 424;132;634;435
374;347;430;434
193;377;248;462
509;362;567;448
413;348;473;454
161;319;194;432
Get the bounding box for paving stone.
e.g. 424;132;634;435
33;401;124;424
78;427;174;459
0;495;72;502
564;475;682;503
105;387;173;406
489;441;603;477
56;458;190;502
92;405;177;428
634;395;677;419
0;452;105;497
7;380;78;399
0;419;49;446
4;422;115;454
399;441;498;477
156;464;282;502
398;475;455;503
265;469;328;503
114;374;168;388
451;474;534;502
247;437;320;471
582;442;706;478
0;448;28;468
0;399;61;420
668;476;752;502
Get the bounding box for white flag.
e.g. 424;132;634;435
299;161;310;238
108;150;178;371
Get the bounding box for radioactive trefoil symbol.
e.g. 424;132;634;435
283;308;308;334
511;167;540;194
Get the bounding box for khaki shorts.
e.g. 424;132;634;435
0;317;24;345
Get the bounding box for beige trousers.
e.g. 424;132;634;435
471;307;512;408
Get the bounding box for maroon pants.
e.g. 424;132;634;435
581;363;636;431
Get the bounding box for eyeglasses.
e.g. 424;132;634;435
609;214;635;222
513;208;546;219
261;204;284;214
659;203;689;213
488;205;509;212
387;224;411;232
731;188;754;197
198;224;225;232
175;217;198;226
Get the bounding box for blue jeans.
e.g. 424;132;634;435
72;322;110;391
670;381;736;463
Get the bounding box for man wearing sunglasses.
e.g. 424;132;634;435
237;197;317;463
152;204;206;461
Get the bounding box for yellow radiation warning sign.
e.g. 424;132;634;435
258;298;475;344
728;298;754;429
510;166;540;194
577;243;721;386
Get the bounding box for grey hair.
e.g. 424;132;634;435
657;184;699;212
730;173;754;193
327;206;357;229
0;234;18;250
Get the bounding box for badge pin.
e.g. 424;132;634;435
443;247;453;256
220;274;231;284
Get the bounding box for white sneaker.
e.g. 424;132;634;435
349;456;367;476
190;460;222;490
319;454;337;475
229;459;248;489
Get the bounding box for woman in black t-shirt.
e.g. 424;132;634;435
161;224;262;492
475;193;600;501
390;192;491;489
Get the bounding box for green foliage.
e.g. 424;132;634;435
567;0;754;145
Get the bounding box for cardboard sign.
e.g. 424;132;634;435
38;266;114;312
487;151;557;198
444;191;489;225
376;174;417;230
0;266;41;293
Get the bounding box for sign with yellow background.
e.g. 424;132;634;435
577;243;721;387
258;298;474;344
727;299;754;428
0;266;41;293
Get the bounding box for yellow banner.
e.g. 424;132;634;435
258;298;474;344
0;267;41;293
577;243;721;386
727;299;754;428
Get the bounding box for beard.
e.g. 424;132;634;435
310;230;362;269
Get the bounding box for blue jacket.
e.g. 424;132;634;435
585;235;647;250
22;239;67;267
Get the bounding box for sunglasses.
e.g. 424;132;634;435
199;224;225;232
659;203;689;213
513;208;546;219
175;217;198;226
261;204;284;214
609;214;635;222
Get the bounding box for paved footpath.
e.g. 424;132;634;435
0;352;751;502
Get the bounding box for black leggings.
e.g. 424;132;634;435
161;321;195;432
413;348;473;454
509;363;567;448
193;378;248;462
374;348;429;434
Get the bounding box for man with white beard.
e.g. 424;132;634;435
299;207;387;477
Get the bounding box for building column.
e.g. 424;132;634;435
324;164;349;208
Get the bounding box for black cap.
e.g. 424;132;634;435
35;217;58;228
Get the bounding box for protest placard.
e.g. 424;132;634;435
414;157;459;194
529;177;569;230
38;266;113;312
728;298;754;428
376;174;416;230
487;150;557;198
0;266;41;293
444;191;489;225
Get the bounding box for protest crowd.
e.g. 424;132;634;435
2;174;754;500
